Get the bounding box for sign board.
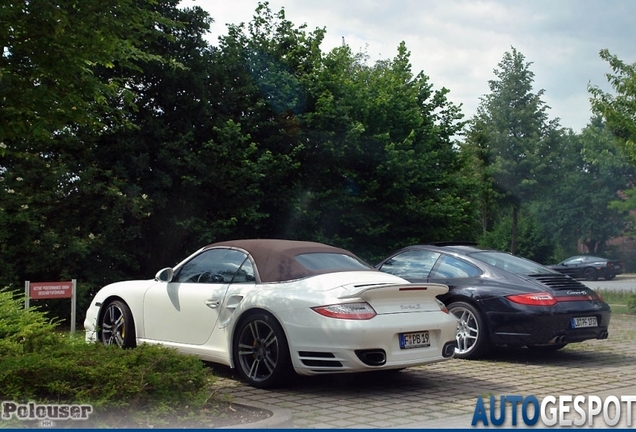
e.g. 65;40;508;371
25;280;77;334
29;281;73;299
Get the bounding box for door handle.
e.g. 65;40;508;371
205;299;220;309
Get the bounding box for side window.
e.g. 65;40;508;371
231;259;256;283
378;250;440;279
175;249;248;283
430;255;481;279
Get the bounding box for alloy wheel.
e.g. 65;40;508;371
236;318;281;385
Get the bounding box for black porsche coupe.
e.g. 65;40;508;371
376;243;611;359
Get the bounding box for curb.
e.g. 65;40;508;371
221;402;294;429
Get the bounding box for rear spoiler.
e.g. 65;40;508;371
338;283;449;300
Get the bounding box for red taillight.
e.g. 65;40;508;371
311;302;377;320
506;292;557;306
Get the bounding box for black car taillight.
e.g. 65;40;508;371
506;292;557;306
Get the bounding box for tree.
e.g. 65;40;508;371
214;6;479;261
287;42;478;260
469;47;559;253
530;118;634;255
461;119;506;234
0;0;177;146
589;49;636;165
0;0;199;318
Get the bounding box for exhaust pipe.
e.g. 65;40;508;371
597;331;609;340
355;349;386;366
443;341;457;358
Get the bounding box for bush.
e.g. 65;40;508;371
0;342;210;411
0;288;62;356
0;288;216;426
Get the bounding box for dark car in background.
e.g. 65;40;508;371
376;243;611;360
547;255;624;281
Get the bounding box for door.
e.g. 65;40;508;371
142;248;249;345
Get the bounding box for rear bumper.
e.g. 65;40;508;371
277;309;459;375
483;298;611;347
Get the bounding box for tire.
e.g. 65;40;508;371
583;267;598;281
233;312;292;389
605;273;616;281
448;301;491;360
100;300;136;348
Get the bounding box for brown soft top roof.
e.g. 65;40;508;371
206;239;368;283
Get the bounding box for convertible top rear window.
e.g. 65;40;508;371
295;253;371;272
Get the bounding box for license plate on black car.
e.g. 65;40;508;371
572;317;598;328
399;331;430;349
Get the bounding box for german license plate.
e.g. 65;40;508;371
399;331;430;349
571;316;598;328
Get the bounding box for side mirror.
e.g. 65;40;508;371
155;267;174;282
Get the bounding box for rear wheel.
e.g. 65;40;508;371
605;273;616;280
233;312;292;389
448;301;491;360
100;300;136;348
583;267;598;281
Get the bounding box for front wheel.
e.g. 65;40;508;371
233;312;292;389
583;267;598;281
448;301;491;360
100;300;136;348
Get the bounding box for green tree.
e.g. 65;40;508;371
461;119;506;234
214;5;479;261
589;49;636;165
0;0;176;145
289;42;478;261
0;1;198;317
478;208;554;263
470;47;559;254
530;119;634;255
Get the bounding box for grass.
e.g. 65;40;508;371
595;289;636;315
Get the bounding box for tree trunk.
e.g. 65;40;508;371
511;205;518;254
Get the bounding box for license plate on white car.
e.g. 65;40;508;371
399;331;430;349
572;317;598;328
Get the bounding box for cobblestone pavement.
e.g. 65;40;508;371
215;314;636;428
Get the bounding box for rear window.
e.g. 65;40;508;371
469;251;554;275
295;253;371;272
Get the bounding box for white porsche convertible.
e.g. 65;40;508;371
85;239;458;388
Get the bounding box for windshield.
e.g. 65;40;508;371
468;251;556;275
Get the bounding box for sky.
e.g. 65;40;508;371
179;0;636;133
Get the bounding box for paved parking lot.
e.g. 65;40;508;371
215;313;636;428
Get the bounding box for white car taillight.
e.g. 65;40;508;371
311;302;377;320
436;299;449;314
